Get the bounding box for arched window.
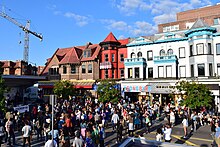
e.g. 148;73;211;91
167;49;173;55
137;52;142;58
131;52;136;58
160;49;165;56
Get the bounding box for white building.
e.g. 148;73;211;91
121;19;220;112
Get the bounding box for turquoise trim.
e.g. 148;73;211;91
124;58;147;66
188;31;212;38
153;55;177;64
214;32;220;36
185;27;216;36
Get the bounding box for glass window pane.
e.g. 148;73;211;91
166;66;172;77
147;51;153;60
216;44;220;54
179;47;185;58
88;64;92;73
82;65;86;73
148;68;153;78
197;43;204;55
158;66;164;78
198;64;205;76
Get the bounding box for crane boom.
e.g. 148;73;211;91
0;11;43;63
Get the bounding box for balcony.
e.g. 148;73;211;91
154;55;177;64
124;58;146;66
100;61;112;69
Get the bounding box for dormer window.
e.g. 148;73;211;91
83;50;91;57
131;52;136;58
167;49;173;55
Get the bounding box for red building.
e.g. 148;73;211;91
99;32;128;79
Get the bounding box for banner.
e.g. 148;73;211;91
13;105;29;113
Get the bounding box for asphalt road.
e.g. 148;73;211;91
0;119;215;147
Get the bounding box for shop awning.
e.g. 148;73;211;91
149;82;175;94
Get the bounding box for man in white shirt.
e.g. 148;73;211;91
111;111;119;132
44;135;58;147
22;121;32;147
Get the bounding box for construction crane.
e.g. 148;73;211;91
0;9;43;63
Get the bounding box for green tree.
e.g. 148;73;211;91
0;64;6;113
97;80;120;103
176;80;213;109
53;80;75;99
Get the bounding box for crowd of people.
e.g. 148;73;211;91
0;95;219;147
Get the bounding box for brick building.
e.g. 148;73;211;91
158;3;220;33
0;60;37;76
99;32;128;79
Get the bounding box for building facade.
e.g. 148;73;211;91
122;19;220;112
99;32;128;79
158;3;220;33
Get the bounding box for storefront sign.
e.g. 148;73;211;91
13;105;29;113
123;85;151;92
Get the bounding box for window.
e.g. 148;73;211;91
208;43;212;54
166;66;172;77
83;51;87;57
88;64;92;73
148;67;153;78
112;54;115;62
214;18;220;25
71;65;76;74
82;65;86;73
135;67;139;78
49;67;59;75
104;46;108;50
147;51;153;61
112;69;114;78
218;64;220;76
180;66;186;77
179;47;185;58
105;70;108;78
209;63;213;76
197;43;204;55
198;64;205;76
128;68;133;78
158;66;164;78
167;49;173;55
105;54;108;62
137;52;142;58
120;54;124;62
191;65;194;77
131;52;136;58
216;44;220;55
190;45;193;56
63;66;67;74
120;69;124;78
87;50;91;57
159;49;165;56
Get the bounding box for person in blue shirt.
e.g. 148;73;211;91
85;131;94;147
48;126;59;147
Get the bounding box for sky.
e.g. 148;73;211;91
0;0;219;66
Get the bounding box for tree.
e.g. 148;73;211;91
0;64;7;113
53;80;75;99
97;79;120;103
176;80;213;110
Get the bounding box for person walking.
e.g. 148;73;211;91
72;130;84;147
163;123;172;143
44;135;58;147
182;115;188;139
111;111;119;132
5;118;15;146
22;121;32;147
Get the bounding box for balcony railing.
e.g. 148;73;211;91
154;55;177;63
124;58;146;66
100;61;112;69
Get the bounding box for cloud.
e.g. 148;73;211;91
111;0;150;15
64;12;90;27
101;19;156;36
111;0;213;25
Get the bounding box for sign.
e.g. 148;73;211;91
13;105;29;113
123;85;151;92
